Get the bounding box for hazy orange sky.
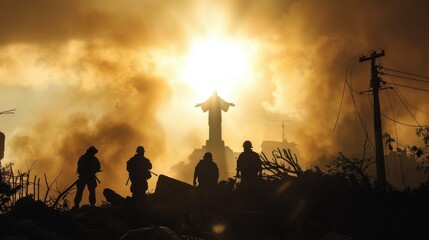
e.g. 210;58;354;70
1;0;429;199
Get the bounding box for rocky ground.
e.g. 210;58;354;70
1;174;429;240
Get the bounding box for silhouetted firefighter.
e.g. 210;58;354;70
126;146;152;205
193;152;219;217
236;140;262;190
193;152;219;193
74;146;101;209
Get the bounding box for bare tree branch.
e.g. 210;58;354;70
260;148;303;180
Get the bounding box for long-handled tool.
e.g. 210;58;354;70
53;172;101;209
52;179;78;209
125;170;159;185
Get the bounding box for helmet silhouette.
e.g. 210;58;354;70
87;146;98;154
136;146;145;153
243;140;253;149
203;152;213;160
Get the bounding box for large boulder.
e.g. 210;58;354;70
103;188;126;206
153;175;194;206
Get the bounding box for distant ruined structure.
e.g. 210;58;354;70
261;138;300;160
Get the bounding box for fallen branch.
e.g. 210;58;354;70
52;179;78;209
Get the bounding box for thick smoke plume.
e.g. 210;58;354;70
1;1;429;200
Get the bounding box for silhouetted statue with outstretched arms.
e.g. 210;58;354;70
74;146;101;209
195;90;235;143
236;140;262;190
127;146;152;205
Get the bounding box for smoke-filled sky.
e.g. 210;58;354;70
1;0;429;199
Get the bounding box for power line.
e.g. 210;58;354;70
346;79;375;151
348;60;363;94
367;94;428;128
333;57;359;132
380;90;396;180
333;77;347;132
392;82;429;115
386;81;429;92
391;85;429;115
381;111;428;127
403;101;429;116
381;67;429;80
379;60;429;115
385;86;429;127
385;90;399;142
382;73;429;84
392;88;429;135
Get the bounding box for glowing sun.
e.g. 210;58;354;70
181;37;254;99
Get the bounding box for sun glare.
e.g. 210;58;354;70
181;37;253;100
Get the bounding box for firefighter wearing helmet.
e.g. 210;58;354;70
236;140;262;189
193;152;219;189
126;145;152;205
74;145;101;209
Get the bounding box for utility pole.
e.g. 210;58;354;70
359;50;386;190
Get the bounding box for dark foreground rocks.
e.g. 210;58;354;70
1;174;429;239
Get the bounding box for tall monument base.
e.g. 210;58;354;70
189;141;237;181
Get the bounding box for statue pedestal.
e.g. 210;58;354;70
188;141;237;181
